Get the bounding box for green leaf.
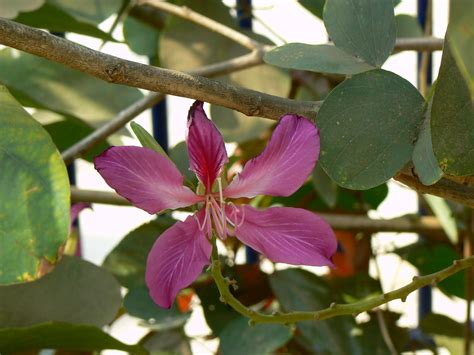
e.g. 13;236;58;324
0;256;121;327
395;14;423;38
44;115;110;162
323;0;396;67
131;122;168;157
317;69;425;190
124;286;190;330
396;243;465;299
195;280;240;336
0;0;43;18
102;218;176;288
14;3;117;41
412;114;443;186
219;317;292;355
423;194;458;244
449;0;474;97
264;44;375;75
124;15;160;57
0;322;147;354
169;141;195;182
0;48;143;124
141;328;192;354
0;85;69;284
298;0;325;19
160;0;287;142
431;42;474;175
47;0;122;25
312;164;338;208
270;269;361;354
420;313;464;338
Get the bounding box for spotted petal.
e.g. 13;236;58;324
145;212;211;308
230;205;336;266
187;101;228;192
94;146;201;214
225;114;319;198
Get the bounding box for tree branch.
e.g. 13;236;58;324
70;187;447;236
395;172;474;209
0;18;319;120
138;0;263;50
210;234;474;325
61;50;266;164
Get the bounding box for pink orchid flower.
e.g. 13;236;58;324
94;101;337;308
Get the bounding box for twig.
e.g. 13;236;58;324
70;187;448;236
210;234;474;324
62;93;164;164
61;50;265;163
395;172;474;209
376;309;398;355
0;18;318;121
138;0;263;51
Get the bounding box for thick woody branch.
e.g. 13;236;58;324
395;172;474;209
70;187;446;236
0;18;318;120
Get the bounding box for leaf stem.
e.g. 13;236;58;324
210;238;474;325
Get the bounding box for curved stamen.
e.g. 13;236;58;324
194;196;211;234
216;177;227;237
227;202;245;228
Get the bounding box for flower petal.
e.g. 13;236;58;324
230;205;336;266
70;203;90;226
224;114;319;198
187;101;228;192
94;146;201;214
146;212;212;308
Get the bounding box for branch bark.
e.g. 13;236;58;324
61;50;266;164
0;18;319;120
70;187;447;236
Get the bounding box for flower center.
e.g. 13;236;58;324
195;177;244;240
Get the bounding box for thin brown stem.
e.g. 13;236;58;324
138;0;263;51
70;187;448;236
376;309;398;355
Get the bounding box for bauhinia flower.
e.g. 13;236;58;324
94;101;337;308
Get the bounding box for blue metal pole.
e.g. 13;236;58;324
417;0;433;321
236;0;259;264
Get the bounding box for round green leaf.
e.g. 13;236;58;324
219;317;292;355
0;86;69;284
0;256;122;327
264;44;375;75
14;2;117;41
317;69;425;190
123;15;160;57
124;286;190;330
0;322;147;354
323;0;396;67
412;118;443;186
0;0;43;19
431;43;474;175
47;0;122;24
395;14;423;38
449;0;474;97
270;269;361;354
102;218;176;288
0;48;143;123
